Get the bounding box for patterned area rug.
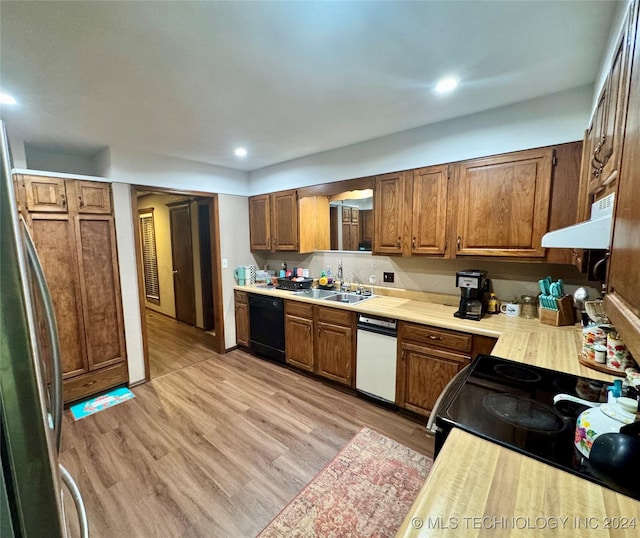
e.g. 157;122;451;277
257;427;432;538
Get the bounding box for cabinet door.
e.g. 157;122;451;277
22;175;68;213
373;172;407;254
360;209;374;245
30;215;87;378
73;180;112;214
605;0;640;361
272;190;298;251
285;314;314;371
316;321;353;386
234;291;249;347
249;195;271;251
75;215;126;370
456;148;553;257
411;165;448;255
397;342;469;416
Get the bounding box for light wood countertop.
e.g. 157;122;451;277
397;429;640;537
237;284;640;528
236;284;621;381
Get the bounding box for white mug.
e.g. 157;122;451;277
500;302;521;317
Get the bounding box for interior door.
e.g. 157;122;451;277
170;204;196;326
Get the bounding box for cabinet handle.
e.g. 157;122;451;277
78;196;84;209
412;236;416;249
396;236;401;248
457;236;461;250
266;238;270;248
60;193;66;208
401;349;405;360
427;334;443;341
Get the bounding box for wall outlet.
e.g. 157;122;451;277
383;272;394;283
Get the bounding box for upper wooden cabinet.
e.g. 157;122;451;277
249;190;330;253
411;165;449;256
73;180;112;214
455;148;553;257
605;0;640;362
21;175;68;212
586;18;633;200
248;190;298;252
271;190;298;251
248;194;271;250
373;171;407;255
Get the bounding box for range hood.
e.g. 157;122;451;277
542;193;615;249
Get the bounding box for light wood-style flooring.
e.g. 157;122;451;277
60;312;433;537
146;309;217;379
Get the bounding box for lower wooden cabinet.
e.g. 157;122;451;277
285;301;314;372
234;291;250;348
396;321;496;417
283;302;355;387
315;307;355;386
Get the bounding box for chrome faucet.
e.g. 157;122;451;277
337;259;343;281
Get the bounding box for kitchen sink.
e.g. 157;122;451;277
290;288;339;299
321;293;373;304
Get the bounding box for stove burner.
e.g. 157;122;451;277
482;393;566;432
494;363;543;383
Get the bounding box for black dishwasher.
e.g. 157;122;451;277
248;294;285;363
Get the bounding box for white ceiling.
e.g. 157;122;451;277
0;1;619;172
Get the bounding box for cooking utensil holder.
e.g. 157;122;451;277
539;296;575;326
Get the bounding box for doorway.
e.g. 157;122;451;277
132;187;225;381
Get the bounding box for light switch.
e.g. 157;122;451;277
222;258;229;269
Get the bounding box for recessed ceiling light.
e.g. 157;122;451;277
234;147;248;158
0;92;17;105
435;77;458;94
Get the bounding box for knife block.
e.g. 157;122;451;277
539;296;575;326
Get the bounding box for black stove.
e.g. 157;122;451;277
434;354;640;500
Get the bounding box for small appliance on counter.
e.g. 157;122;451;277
453;269;487;321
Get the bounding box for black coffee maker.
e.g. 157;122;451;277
454;270;488;321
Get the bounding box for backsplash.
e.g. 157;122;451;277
252;251;601;304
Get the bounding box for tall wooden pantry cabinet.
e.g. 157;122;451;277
14;174;128;404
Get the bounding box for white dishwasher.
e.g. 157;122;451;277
356;314;398;404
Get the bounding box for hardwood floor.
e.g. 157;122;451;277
60;314;433;537
146;309;218;379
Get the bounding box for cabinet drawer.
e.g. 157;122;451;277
63;361;128;404
234;290;248;304
399;322;472;353
286;300;313;318
317;305;354;326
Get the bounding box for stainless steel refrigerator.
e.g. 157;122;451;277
1;121;88;537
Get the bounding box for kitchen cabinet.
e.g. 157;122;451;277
22;174;68;212
315;306;355;387
454;147;553;257
605;0;640;362
285;301;314;372
396;321;496;417
586;17;633;200
411;165;449;256
73;180;112;214
248;190;298;251
341;206;360;251
373;171;408;255
271;190;298;251
234;290;250;348
359;209;373;246
15;175;127;404
249;189;328;253
248;194;271;251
